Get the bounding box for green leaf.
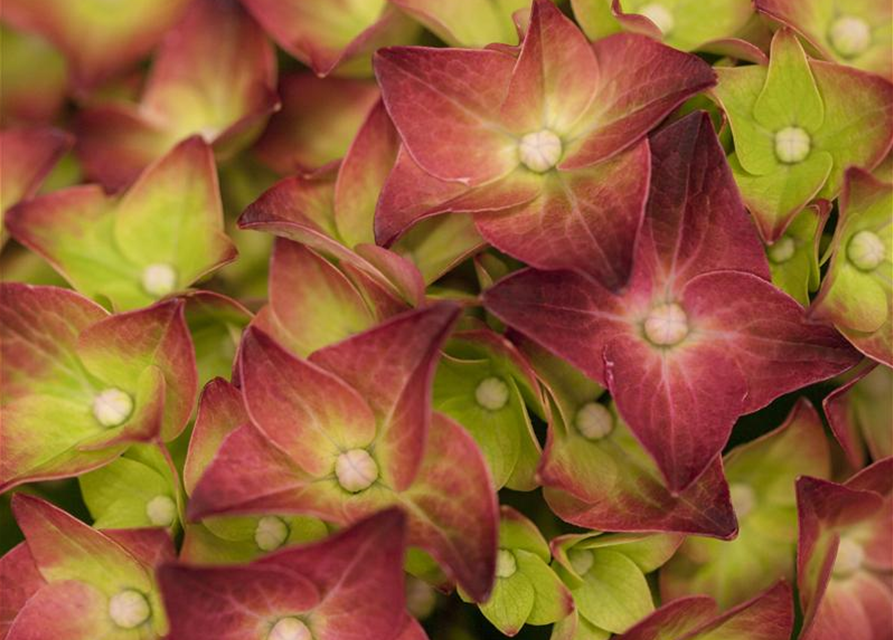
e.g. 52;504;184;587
516;549;573;625
753;29;824;132
766;205;824;306
500;507;551;561
79;444;180;529
434;356;536;490
479;568;537;636
573;549;654;634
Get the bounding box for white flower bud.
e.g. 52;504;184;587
335;449;379;493
92;388;134;427
575;402;614;440
774;127;811;164
108;589;151;629
255;516;290;551
829;16;872;58
847;230;885;272
643;303;689;346
518;130;562;172
141;263;177;297
145;495;177;527
475;377;510;411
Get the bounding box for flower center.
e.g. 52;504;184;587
643;303;689;346
729;483;756;520
828;15;872;58
475;376;510;411
335;449;379;493
268;617;311;640
255;516;290;551
575;402;614;440
92;388;134;428
496;549;517;579
145;495;176;527
774;127;811;164
833;537;865;577
567;548;594;576
141;263;177;297
108;589;151;629
639;3;675;34
847;230;885;271
518;130;562;172
767;235;796;264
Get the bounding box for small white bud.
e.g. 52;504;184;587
108;589;151;629
145;495;177;527
774;127;811;164
575;402;614;440
767;235;796;264
639;3;675;34
567;548;594;576
829;16;872;58
496;549;517;579
833;537;865;577
847;230;885;272
643;302;689;347
141;263;177;297
729;483;756;520
335;449;379;493
92;388;134;428
475;377;510;411
255;516;290;552
268;617;311;640
518;130;563;173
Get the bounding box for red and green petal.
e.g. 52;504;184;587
661;400;830;608
540;410;737;538
334;101;401;247
257;239;377;358
76;299;197;442
396;412;499;602
162;510;407;640
2;0;191;90
242;0;421;77
811;168;892;366
239;327;377;477
618;581;793;640
255;74;380;175
560;34;715;169
392;0;529;47
823;363;892;467
75;0;278;190
374;46;519;184
0;127;72;240
310;303;461;490
681;271;861;415
5;580;119;640
475;141;650;288
0;543;46;636
755;0;893;78
499;0;600;136
0;25;68;125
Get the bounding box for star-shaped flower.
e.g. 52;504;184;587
1;494;176;639
661;400;831;608
6;137;237;310
0;285;196;491
711;28;893;242
796;458;893;640
188;303;499;601
374;0;715;288
75;0;278;191
484;112;860;491
160;509;411;640
810;167;892;367
756;0;893;78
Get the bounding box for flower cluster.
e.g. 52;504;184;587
1;0;890;639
